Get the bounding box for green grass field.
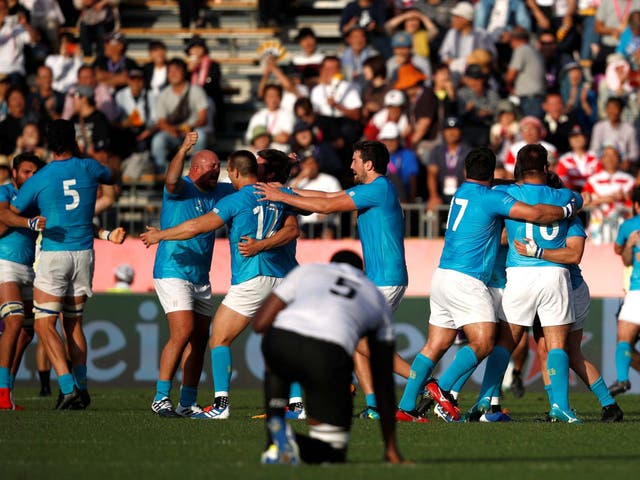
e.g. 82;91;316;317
1;388;639;479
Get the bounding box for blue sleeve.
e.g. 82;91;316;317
212;193;239;223
87;159;112;183
568;217;587;239
492;190;518;217
12;177;37;213
345;182;381;210
474;0;488;29
0;186;10;204
616;220;631;247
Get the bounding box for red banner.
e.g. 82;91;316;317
94;239;625;298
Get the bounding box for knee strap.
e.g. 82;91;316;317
309;424;350;450
0;301;24;320
63;303;85;318
33;300;63;319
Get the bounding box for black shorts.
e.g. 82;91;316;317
262;328;354;429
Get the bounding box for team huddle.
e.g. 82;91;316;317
1;120;638;466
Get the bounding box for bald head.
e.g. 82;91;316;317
189;149;221;191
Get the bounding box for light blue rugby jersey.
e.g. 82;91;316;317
153;177;234;285
567;217;587;289
616;215;640;291
487;243;508;289
345;176;408;287
0;184;39;266
439;182;516;284
12;157;111;251
213;184;298;285
495;183;580;269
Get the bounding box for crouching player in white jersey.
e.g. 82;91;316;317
609;185;640;397
12;120;118;410
473;144;583;423
395;147;580;422
514;194;623;422
141;150;299;419
0;153;46;409
254;250;404;465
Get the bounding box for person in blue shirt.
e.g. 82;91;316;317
395;146;580;422
12;119;118;410
141;149;299;419
0;153;46;410
470;144;583;423
514;208;623;422
610;185;640;397
256;140;410;419
149;132;235;418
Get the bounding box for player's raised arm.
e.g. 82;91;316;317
256;184;356;215
616;230;640;266
165;131;198;195
140;211;224;247
238;214;300;257
95;225;127;244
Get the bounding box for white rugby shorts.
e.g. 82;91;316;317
429;268;497;329
502;266;573;328
0;259;34;301
154;278;214;316
377;285;407;313
571;281;590;332
618;290;640;326
488;286;506;322
34;250;94;298
222;275;282;318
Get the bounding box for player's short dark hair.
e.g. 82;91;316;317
257;149;293;183
12;152;44;171
632;185;640;204
148;40;167;51
353;140;389;174
228;149;257;176
514;144;548;180
464;147;495;181
47;119;79;156
330;250;364;270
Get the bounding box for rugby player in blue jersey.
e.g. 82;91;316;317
12;120;118;409
141;150;299;419
395;146;581;422
470;145;584;423
0;153;45;409
256;140;411;419
149;132;235;418
609;186;640;397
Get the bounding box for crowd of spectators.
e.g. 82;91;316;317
2;0;640;240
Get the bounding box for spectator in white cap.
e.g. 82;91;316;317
378;122;419;202
438;2;496;79
109;264;135;293
386;31;432;83
364;89;410;140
